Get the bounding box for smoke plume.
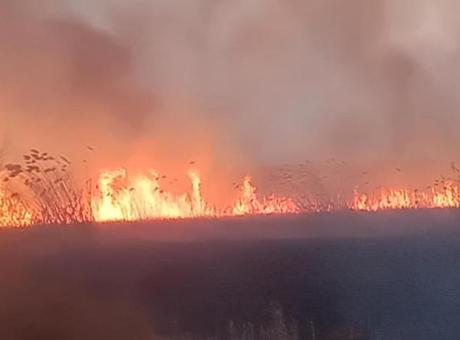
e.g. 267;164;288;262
1;0;459;172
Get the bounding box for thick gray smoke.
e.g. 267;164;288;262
1;0;460;169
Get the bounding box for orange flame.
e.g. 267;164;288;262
91;170;298;222
232;176;300;216
350;181;460;211
93;169;211;221
0;189;33;227
1;163;460;227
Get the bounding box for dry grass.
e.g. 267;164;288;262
2;149;94;225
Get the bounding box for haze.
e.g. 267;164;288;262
1;0;459;170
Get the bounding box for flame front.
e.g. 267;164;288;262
1;159;460;227
91;170;298;222
350;181;460;211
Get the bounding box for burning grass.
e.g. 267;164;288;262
1;150;94;226
0;149;301;227
0;150;460;228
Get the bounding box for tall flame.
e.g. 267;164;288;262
1;162;460;227
91;170;298;222
94;169;213;221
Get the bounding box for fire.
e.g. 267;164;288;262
1;150;460;227
232;176;300;216
93;169;217;221
350;181;460;211
0;189;33;227
92;170;298;222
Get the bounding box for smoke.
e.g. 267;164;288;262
1;0;460;172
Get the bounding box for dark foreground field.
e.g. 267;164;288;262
1;210;460;339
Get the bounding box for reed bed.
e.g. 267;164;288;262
1;149;94;226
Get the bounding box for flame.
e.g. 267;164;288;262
0;189;33;227
93;169;213;221
91;170;297;222
350;181;460;211
1;159;460;227
232;176;300;216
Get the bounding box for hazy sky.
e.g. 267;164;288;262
1;0;460;168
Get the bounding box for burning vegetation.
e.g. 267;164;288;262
93;169;299;222
0;149;301;227
0;150;459;228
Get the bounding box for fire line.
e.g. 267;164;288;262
0;151;459;227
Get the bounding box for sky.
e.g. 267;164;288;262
1;0;460;172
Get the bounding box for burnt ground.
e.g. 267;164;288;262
0;210;459;339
